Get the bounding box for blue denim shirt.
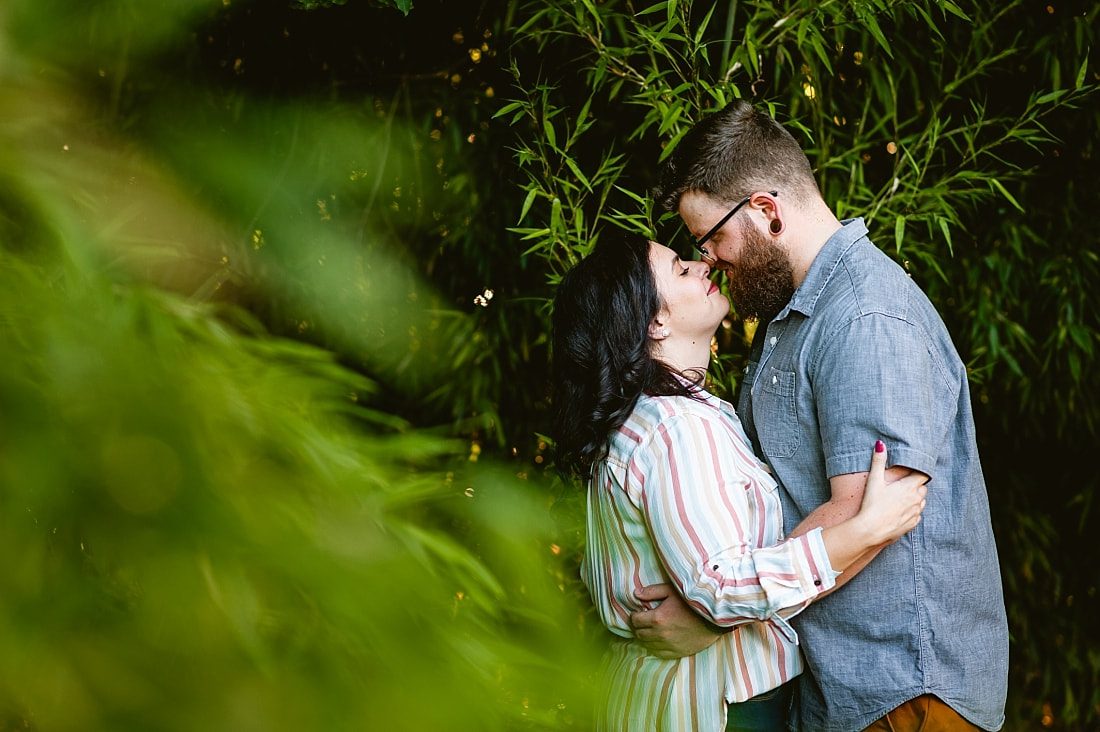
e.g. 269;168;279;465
737;219;1008;731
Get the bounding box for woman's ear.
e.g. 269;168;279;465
648;318;670;341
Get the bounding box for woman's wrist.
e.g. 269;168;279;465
848;512;881;551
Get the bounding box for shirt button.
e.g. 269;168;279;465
772;375;778;384
770;336;777;346
813;579;822;586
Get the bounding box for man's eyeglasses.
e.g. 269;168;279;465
692;190;779;261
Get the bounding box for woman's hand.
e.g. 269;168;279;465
856;441;928;545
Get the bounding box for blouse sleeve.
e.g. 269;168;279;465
635;412;839;628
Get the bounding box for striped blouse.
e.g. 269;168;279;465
581;386;839;731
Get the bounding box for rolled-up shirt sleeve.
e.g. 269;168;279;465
635;412;839;630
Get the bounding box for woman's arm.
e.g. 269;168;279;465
632;440;926;657
637;413;838;629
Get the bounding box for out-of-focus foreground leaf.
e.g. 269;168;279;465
0;1;598;729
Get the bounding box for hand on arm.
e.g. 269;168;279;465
799;311;939;588
808;442;928;590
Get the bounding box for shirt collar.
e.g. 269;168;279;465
783;217;868;319
668;371;736;415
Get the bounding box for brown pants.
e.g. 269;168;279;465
861;695;981;732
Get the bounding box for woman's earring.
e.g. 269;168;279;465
660;328;670;338
770;219;783;234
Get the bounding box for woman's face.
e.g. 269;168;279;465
647;241;729;338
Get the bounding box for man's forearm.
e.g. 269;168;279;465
788;496;860;537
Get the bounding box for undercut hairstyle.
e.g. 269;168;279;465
550;234;701;479
654;100;822;213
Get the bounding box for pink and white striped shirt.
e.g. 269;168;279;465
582;386;838;731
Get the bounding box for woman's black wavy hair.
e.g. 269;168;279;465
551;233;701;479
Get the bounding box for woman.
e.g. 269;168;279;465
550;234;926;732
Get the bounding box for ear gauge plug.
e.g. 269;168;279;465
770;219;783;234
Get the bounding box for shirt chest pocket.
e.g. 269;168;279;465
754;367;800;459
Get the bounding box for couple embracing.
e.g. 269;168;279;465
550;102;1008;732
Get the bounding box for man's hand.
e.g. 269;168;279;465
629;583;724;658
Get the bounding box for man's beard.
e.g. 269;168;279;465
724;221;796;324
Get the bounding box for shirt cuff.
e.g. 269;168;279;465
797;527;840;596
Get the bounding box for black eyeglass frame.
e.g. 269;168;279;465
692;190;780;261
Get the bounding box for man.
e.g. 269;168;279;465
630;101;1008;732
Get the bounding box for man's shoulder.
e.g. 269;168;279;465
838;237;914;293
803;236;928;328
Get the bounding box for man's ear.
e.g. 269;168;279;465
751;190;782;236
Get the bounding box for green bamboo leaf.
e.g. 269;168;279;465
543;117;557;148
694;3;716;44
635;2;666;17
564;157;592;191
658;126;690;163
940;0;972;22
894;214;906;253
522;240;546;256
519;189;538;223
1035;89;1069;105
506;226;550;240
1069;324;1094;354
809;35;834;75
861;14;893;58
936;216;954;255
1076;51;1089;89
550;196;564;235
910;3;942;40
491;102;523;119
745;37;758;76
614;185;647;204
572;97;593;142
579;0;599;25
989;178;1025;213
657;104;683;136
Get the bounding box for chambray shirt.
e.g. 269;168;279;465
582;387;839;731
737;219;1009;732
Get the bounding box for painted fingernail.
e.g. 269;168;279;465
875;440;885;453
